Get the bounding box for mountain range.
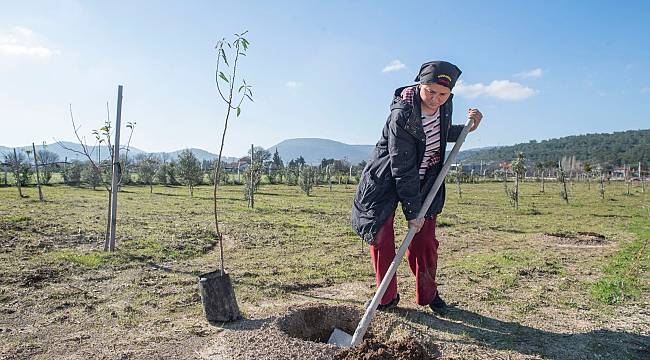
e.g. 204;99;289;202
2;129;648;166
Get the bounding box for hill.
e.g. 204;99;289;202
464;129;650;166
0;142;146;162
0;142;236;164
267;138;374;165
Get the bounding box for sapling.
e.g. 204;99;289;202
299;165;316;196
212;31;253;274
510;152;526;209
558;160;569;204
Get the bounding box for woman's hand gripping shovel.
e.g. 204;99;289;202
328;117;476;347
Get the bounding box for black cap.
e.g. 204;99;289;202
414;61;462;90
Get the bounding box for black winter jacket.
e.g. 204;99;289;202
351;85;463;244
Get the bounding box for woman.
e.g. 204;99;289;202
351;60;483;314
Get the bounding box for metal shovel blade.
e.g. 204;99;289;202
327;328;352;347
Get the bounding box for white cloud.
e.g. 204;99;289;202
514;68;543;79
455;79;538;101
285;81;302;88
0;26;58;58
382;60;405;73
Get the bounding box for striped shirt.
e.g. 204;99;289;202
400;86;442;179
420;110;442;179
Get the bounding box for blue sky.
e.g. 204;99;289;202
1;0;649;157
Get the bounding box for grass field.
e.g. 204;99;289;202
1;180;648;359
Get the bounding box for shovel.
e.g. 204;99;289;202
328;117;475;347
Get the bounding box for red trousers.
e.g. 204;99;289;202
370;210;439;306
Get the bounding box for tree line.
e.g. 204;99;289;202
1;146;367;196
465;129;650;167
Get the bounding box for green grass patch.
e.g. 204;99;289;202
4;215;32;223
591;216;650;304
49;250;105;268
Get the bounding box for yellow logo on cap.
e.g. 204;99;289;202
437;74;452;82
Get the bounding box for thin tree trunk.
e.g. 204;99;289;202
13;148;22;198
249;144;254;208
31;143;44;201
515;174;519;209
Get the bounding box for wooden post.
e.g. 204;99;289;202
12;148;23;198
625;164;630;195
640;162;645;193
108;85;124;252
348;165;352;187
31;143;44;202
249;144;254;208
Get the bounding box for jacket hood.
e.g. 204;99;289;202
390;85;417;111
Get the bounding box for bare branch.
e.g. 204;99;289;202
65;104;111;191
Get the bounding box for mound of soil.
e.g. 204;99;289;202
334;337;433;360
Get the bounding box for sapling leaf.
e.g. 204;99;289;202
219;72;229;83
220;48;229;66
236;107;241;117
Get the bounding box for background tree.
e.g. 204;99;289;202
331;159;349;185
82;162;101;190
177;149;203;197
156;163;169;185
18;155;32;187
118;153;134;185
455;164;464;199
208;160;229;186
510;152;526;209
583;162;593;190
4;150;29;196
285;158;300;185
166;161;179;185
249;146;271;163
596;166;606;199
534;160;545;193
558;160;570;204
299;165;316;196
269;148;284;184
37;147;59;185
136;154;160;193
63;160;83;186
243;153;263;205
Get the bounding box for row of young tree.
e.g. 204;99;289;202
447;152;646;210
1;146;368;197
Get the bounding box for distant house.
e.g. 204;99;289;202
611;167;626;179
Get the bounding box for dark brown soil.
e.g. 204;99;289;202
334;337;434;360
203;303;422;359
275;303;364;343
542;231;609;246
